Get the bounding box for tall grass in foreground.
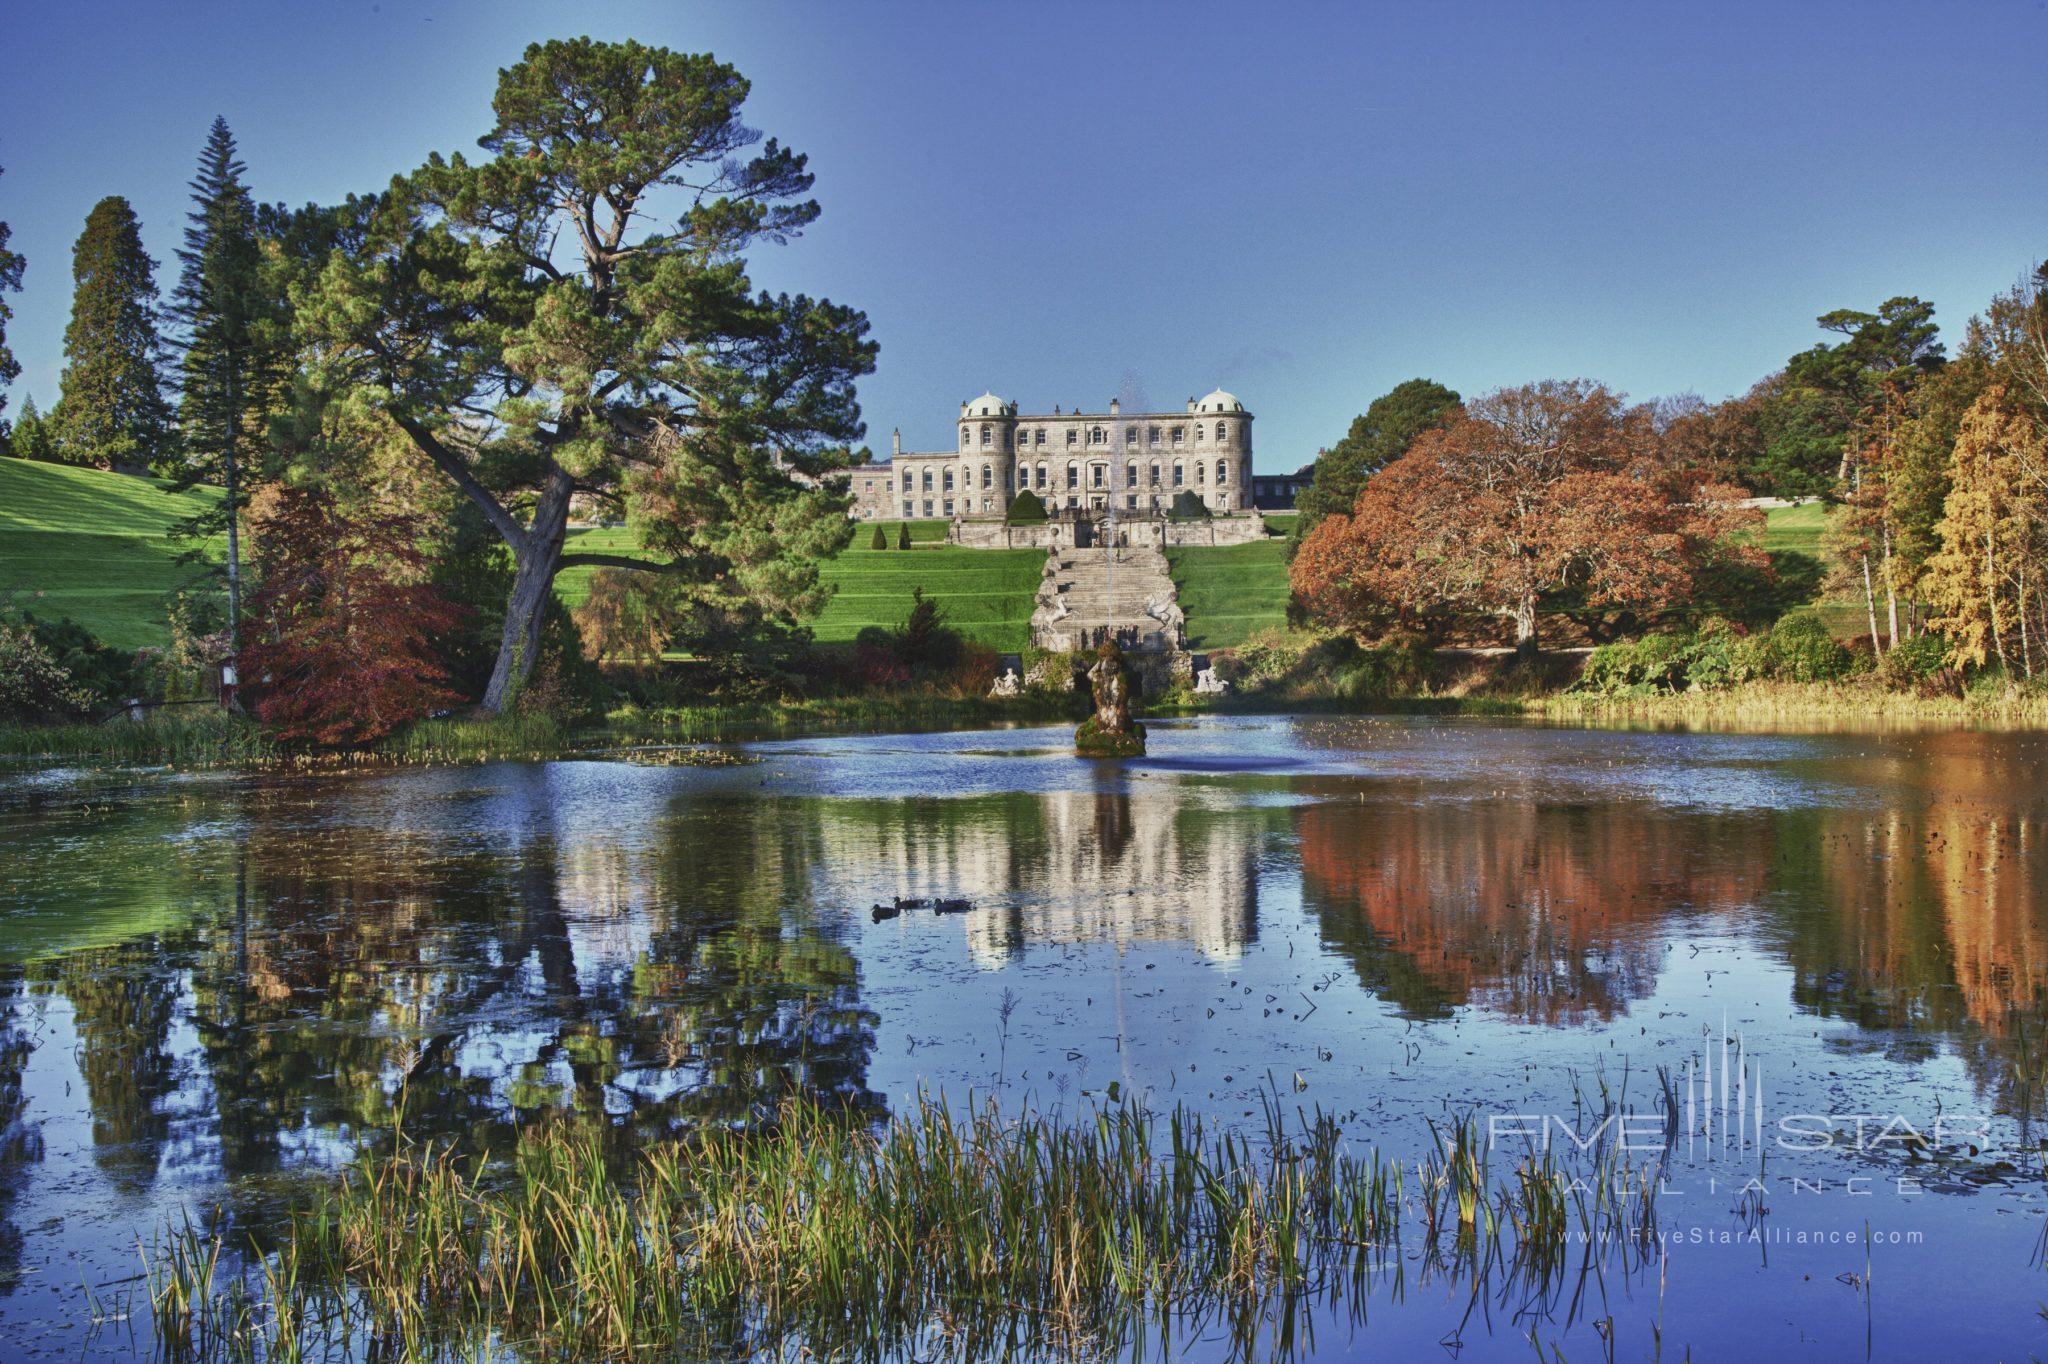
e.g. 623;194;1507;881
0;709;275;765
148;1095;1662;1362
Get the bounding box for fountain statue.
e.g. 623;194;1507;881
1075;639;1147;757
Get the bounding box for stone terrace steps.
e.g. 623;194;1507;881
1031;546;1185;652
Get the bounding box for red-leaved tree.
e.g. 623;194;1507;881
1293;380;1764;649
243;487;465;745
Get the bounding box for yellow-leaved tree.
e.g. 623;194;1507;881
1923;385;2048;673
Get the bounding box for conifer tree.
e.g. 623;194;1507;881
56;197;173;469
166;117;264;662
0;165;24;432
8;396;57;463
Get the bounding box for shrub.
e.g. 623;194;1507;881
896;522;912;550
870;524;887;550
14;612;137;703
1168;489;1212;521
896;587;958;670
1006;490;1048;525
1877;632;1960;696
1579;632;1691;694
1764;608;1854;683
0;622;94;722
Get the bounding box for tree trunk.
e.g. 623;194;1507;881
1881;525;1899;651
1860;554;1882;657
1512;595;1539;659
1986;530;2008;673
480;468;575;715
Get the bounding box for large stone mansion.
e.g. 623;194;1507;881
846;390;1255;522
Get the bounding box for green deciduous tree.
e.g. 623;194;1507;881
56;196;173;470
298;39;876;714
1292;379;1460;547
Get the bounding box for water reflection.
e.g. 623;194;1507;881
814;790;1266;964
5;719;2048;1356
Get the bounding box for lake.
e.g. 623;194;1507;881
2;714;2046;1359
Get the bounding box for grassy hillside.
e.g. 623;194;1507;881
562;518;1041;652
1167;537;1292;648
0;458;219;649
811;524;1041;652
0;456;1838;663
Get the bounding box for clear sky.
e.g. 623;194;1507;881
2;1;2045;470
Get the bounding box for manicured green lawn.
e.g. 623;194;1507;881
1761;500;1825;558
563;519;1042;651
1167;537;1292;648
0;458;220;649
812;530;1042;652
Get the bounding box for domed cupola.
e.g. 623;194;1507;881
962;392;1011;418
1197;389;1245;415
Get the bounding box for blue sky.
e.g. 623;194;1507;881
2;1;2044;470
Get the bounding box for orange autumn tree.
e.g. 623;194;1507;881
243;486;465;745
1292;380;1763;649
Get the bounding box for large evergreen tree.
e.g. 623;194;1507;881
56;196;173;470
166;117;266;660
1292;378;1461;548
300;39;877;713
0;165;24;434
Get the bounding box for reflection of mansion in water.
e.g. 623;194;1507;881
848;390;1255;521
831;791;1260;965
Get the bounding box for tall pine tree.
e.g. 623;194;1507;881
0;165;25;435
166;117;264;661
56;196;173;470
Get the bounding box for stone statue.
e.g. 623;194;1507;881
989;666;1022;698
1194;666;1230;695
1075;640;1146;757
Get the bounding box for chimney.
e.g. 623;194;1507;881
1186;396;1196;413
1109;397;1120;415
891;427;901;457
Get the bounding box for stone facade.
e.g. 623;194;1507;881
845;389;1256;521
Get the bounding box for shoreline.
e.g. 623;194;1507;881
4;679;2043;771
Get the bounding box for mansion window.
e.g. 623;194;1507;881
1034;465;1047;489
902;471;912;491
944;499;954;516
1125;426;1137;443
902;500;913;516
1216;460;1229;484
1149;462;1161;486
960;428;970;450
979;424;991;447
922;500;934;516
922;470;933;492
1148;425;1160;443
1126;461;1137;487
1196;462;1206;484
1066;429;1077;446
1173;463;1184;487
1091;465;1105;487
943;470;954;492
981;464;992;489
1171;426;1184;444
1089;427;1106;445
1066;465;1079;489
1126;494;1137;510
1034;428;1045;445
1217;424;1231;446
1194;424;1204;443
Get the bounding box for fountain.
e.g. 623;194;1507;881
1075;638;1146;757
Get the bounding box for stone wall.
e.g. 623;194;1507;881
951;513;1267;550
